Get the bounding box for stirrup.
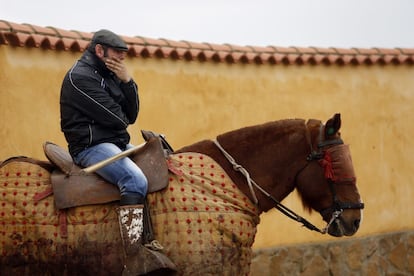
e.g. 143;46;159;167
144;239;164;251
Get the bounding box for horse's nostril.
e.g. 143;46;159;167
354;219;360;230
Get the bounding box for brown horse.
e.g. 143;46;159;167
0;113;363;275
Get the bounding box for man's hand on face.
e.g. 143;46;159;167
105;57;131;83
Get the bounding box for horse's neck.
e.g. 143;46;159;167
176;119;317;212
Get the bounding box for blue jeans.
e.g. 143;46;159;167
73;143;148;197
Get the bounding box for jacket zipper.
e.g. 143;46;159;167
88;124;93;146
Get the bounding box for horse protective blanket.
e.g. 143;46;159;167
149;152;260;274
0;153;260;275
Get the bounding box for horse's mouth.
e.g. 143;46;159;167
328;217;359;237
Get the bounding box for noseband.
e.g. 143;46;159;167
213;121;364;234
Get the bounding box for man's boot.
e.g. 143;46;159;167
117;195;176;275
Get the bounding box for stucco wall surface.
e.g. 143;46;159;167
1;46;413;248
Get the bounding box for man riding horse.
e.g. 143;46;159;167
60;29;174;274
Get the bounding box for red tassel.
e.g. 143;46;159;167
319;151;335;181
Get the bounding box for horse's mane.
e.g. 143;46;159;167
217;118;306;144
177;118;307;157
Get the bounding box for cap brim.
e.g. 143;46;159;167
113;47;129;52
99;43;128;52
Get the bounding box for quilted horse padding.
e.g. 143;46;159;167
0;153;260;275
148;152;260;275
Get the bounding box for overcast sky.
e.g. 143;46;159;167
1;0;413;49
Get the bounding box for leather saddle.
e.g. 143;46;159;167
44;135;171;209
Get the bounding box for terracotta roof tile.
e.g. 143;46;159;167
181;40;211;50
292;47;318;54
22;23;57;36
4;32;30;46
158;38;190;49
267;53;289;64
73;30;93;40
138;47;151;58
138;37;169;46
224;43;255;52
365;55;382;65
182;49;194;61
160;48;175;59
331;47;359;55
352;48;379;55
169;49;181;60
0;19;413;66
308;54;327;65
299;54;315;65
42;36;61;50
248;45;276;53
310;47;338;54
231;52;248;62
373;48;401;55
205;42;233;52
128;44;144;56
340;55;358;65
2;21;33;33
287;54;302;65
187;48;203;58
394;55;413;64
268;46;298;54
50;27;83;39
149;46;164;58
354;54;370;64
122;36;146;45
200;50;216;60
25;33;43;47
399;48;414;55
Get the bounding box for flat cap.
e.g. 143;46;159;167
90;29;128;51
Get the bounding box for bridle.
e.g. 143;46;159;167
305;122;365;230
213;121;364;234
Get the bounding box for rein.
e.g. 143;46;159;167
213;121;364;234
213;140;331;234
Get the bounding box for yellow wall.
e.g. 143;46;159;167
1;46;413;248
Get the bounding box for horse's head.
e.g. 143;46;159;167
296;113;364;237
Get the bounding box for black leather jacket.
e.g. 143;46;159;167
60;50;139;157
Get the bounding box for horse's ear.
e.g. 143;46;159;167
325;113;341;137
